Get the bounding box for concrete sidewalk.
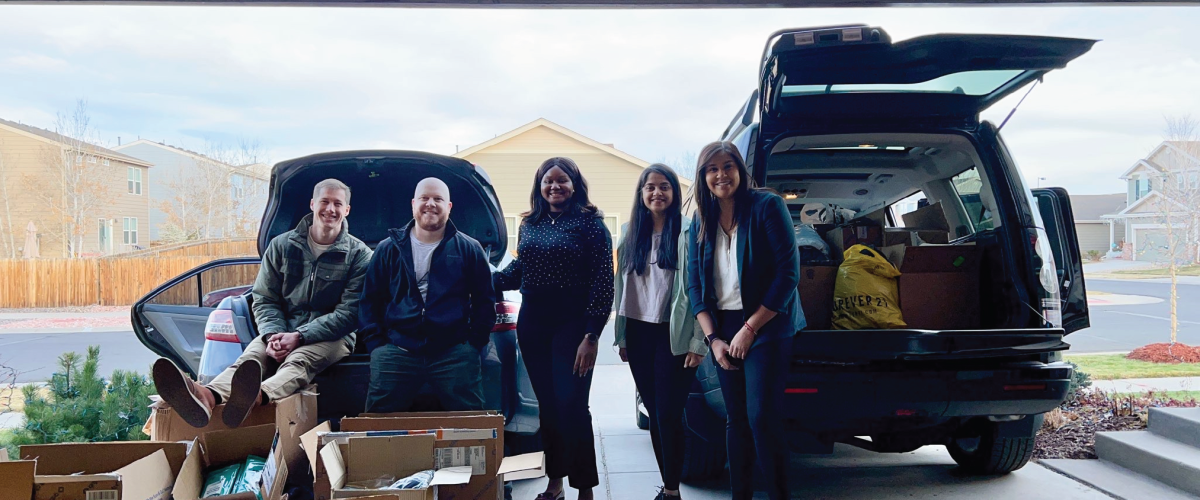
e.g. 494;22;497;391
0;310;132;333
1091;377;1200;394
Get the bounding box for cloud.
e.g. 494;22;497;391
0;5;1197;196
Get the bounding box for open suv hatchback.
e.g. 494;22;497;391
131;151;540;437
680;25;1093;477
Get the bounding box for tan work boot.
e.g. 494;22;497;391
222;359;264;428
152;358;215;428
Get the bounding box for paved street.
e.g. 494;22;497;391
1068;278;1200;353
0;329;159;383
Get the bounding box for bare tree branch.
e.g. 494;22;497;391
1157;114;1200;345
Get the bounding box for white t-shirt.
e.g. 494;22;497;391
618;232;674;324
410;229;439;302
714;226;743;310
308;233;333;260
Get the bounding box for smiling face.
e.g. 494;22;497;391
309;187;350;234
412;177;452;232
540;166;574;210
641;171;674;217
703;151;741;201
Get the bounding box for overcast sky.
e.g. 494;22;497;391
1;5;1198;195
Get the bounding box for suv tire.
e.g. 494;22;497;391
947;420;1035;474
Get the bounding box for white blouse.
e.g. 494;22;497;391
714;226;743;310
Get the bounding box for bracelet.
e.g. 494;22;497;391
743;322;757;337
705;334;719;346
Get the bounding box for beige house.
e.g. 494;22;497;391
0;117;152;258
454;118;693;251
1102;141;1200;262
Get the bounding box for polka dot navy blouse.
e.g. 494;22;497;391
494;210;615;336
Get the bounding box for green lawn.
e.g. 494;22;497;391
1113;265;1200;277
1066;354;1200;380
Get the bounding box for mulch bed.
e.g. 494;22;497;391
1127;342;1200;363
1034;391;1199;460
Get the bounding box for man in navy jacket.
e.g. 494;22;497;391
359;177;497;412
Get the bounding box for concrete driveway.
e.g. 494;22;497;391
511;350;1108;500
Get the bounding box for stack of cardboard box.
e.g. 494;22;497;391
798;202;982;331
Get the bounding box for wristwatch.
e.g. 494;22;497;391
704;334;719;347
584;333;599;344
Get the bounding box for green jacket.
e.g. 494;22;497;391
613;219;708;357
251;214;373;346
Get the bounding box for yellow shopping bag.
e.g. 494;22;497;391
832;244;906;330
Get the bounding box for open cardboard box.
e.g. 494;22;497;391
888;244;983;330
0;449;35;500
173;424;289;500
17;441;189;500
321;433;472;500
148;388;316;482
305;411;545;500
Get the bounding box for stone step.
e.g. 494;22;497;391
1096;430;1200;496
1150;407;1200;449
1040;458;1197;500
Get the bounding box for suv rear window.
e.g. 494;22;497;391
782;69;1024;97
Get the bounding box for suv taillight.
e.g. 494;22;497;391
204;309;239;343
493;301;519;332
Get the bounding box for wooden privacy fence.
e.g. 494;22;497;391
0;239;259;308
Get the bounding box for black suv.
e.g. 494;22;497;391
672;25;1093;479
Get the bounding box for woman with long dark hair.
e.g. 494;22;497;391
613;164;707;500
686;141;804;500
494;157;614;500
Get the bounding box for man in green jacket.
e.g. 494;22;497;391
153;178;373;428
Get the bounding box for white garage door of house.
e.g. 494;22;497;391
1134;227;1190;263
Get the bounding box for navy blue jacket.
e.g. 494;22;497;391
687;190;805;346
358;220;497;354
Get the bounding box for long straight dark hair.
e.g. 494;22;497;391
619;164;682;275
693;141;756;243
520;157;601;222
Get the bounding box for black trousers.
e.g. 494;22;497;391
625;318;697;491
518;294;599;489
364;342;484;413
713;310;792;500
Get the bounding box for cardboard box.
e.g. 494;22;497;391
798;265;838;330
172;424;287;500
321;434;471;500
149;389;316;482
19;441;189;500
897;245;983;330
901;202;950;232
306;411;544;500
340;413;505;500
0;449;35;500
825;225;883;260
883;228;949;247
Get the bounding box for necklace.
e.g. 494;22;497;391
548;211;565;225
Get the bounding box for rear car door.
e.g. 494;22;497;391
1033;188;1090;334
132;257;261;376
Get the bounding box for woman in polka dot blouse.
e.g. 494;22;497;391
493;156;614;500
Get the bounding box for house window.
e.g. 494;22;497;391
504;215;520;256
88;156;97;164
1135;178;1151;200
123;217;138;245
127;167;142;195
102;158;110;166
75;155;83;165
604;215;620;242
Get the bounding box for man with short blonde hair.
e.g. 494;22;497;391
153;178;373;428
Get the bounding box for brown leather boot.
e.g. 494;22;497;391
222;359;264;428
152;358;215;428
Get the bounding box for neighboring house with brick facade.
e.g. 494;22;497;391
0;117;152;258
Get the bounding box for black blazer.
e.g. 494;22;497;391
687;190;804;346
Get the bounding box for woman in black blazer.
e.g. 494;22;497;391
686;141;804;500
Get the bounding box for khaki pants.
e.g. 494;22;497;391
208;335;352;402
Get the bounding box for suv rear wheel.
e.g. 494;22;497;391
947;419;1035;474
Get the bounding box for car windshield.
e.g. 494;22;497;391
781;69;1026;97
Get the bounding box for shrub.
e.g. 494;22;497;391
1085;250;1103;262
3;346;154;458
1066;360;1092;403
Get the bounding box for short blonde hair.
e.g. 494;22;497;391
313;178;351;203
